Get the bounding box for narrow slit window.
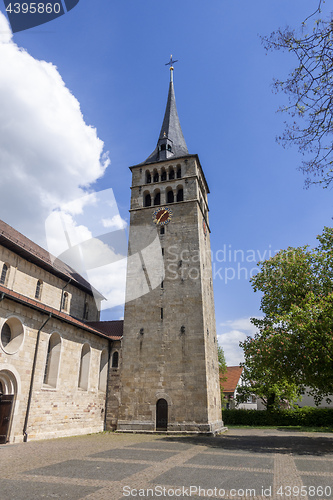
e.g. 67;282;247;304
0;263;8;285
35;280;42;300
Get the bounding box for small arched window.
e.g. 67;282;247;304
61;292;69;311
99;349;108;391
78;343;91;390
177;188;184;202
144;193;151;207
154;191;161;206
0;263;8;286
112;351;119;368
169;169;175;180
160;226;165;235
43;332;61;388
167;190;174;203
161;170;167;181
146;171;151;184
35;280;43;300
177;167;181;179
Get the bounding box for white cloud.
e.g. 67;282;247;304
0;12;109;245
218;317;261;366
0;12;12;43
88;259;127;310
102;215;127;230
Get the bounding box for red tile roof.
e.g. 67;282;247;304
87;320;123;339
0;219;103;298
0;284;119;340
220;366;243;393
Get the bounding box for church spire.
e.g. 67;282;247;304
143;57;189;164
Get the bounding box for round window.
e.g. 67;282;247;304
1;318;24;354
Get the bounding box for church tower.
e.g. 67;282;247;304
117;62;223;434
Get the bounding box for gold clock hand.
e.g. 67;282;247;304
157;211;167;223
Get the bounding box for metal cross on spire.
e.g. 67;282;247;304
165;54;178;69
165;55;178;82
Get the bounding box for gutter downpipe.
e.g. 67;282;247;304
23;312;52;442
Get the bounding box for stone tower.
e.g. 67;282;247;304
117;63;223;434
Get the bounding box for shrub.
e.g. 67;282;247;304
223;407;333;427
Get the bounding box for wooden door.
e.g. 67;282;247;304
0;395;14;444
156;399;168;431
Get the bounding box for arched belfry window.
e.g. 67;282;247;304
161;169;167;181
177;166;181;179
167;189;174;204
153;170;159;183
177;188;183;202
169;169;175;180
0;263;9;286
144;193;151;207
146;171;151;184
154;191;161;206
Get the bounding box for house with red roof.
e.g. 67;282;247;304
221;366;257;410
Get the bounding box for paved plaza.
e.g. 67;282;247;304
0;428;332;500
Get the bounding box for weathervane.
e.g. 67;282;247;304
165;54;178;82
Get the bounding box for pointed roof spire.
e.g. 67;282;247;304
143;56;189;164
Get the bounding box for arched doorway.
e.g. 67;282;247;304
156;398;168;431
0;370;16;444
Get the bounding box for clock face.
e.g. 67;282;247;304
152;207;173;225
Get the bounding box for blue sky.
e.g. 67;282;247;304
0;0;332;364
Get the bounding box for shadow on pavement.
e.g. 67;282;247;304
157;433;333;456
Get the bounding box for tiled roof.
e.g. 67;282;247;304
0;219;102;298
87;320;123;339
220;366;243;393
0;284;119;340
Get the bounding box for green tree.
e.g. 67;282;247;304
217;344;228;406
262;2;333;188
239;227;333;408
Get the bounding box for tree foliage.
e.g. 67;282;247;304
239;227;333;409
217;344;227;405
262;2;333;187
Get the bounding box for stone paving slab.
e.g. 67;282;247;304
152;465;273;490
294;458;333;473
186;452;274;469
0;479;99;500
127;440;193;450
90;448;176;461
26;459;150;481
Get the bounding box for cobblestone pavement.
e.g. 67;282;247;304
0;428;332;500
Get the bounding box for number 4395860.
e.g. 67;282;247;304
6;3;61;14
